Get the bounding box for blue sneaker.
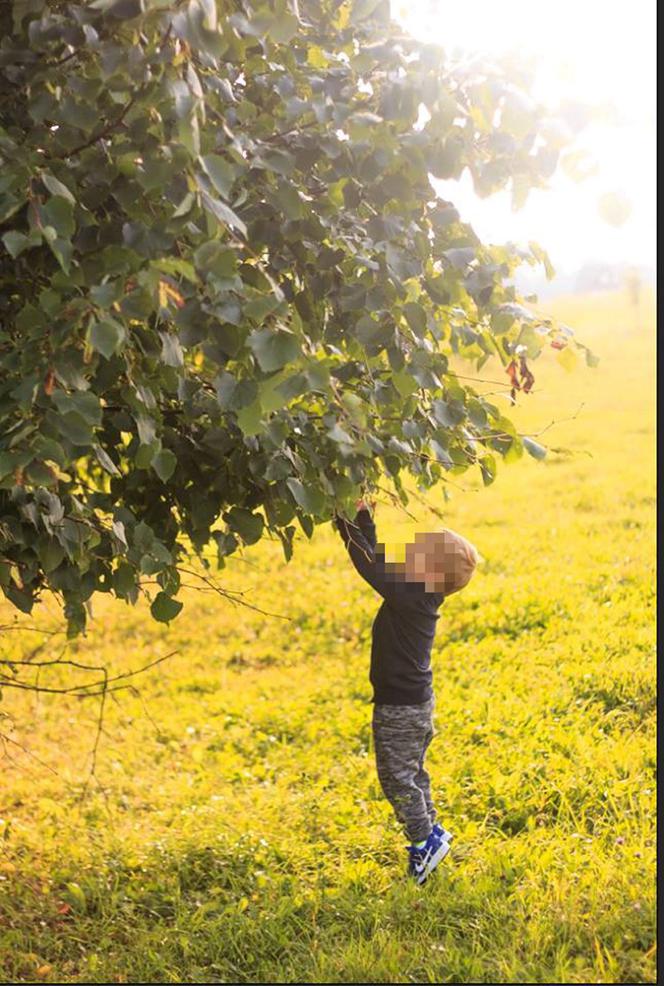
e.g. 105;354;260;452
432;822;454;843
407;828;451;885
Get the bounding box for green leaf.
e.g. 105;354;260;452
10;375;38;409
25;460;57;486
275;372;308;402
94;444;121;476
355;314;382;345
235;399;264;436
0;193;22;224
297;511;315;539
339;391;367;428
41;196;75;238
178;110;200;158
90;281;121;307
523;437;547;460
431;399;466;427
2;582;34;614
151;591;183;623
194;240;237;279
286;478;325;516
2;231;36;259
134;412;157;445
52;390;102;426
503;436;524;463
225;506;264;545
152;448;177;482
0;450;31;481
480;454;497;486
391;368;419;398
220;378;257;412
244;293;283;323
126;523;151;553
136;441;159;468
150;257;199;283
200;189;247;236
402;302;427;338
36;536;65;573
48;237;72;274
172;190;195;217
270;181;303;220
90;318;126;358
259;148;296;176
248;328;300;372
257;369;290;412
114;562;137;598
58;412;94;446
430;440;453;469
277;525;295;562
41;172;76;204
200;154;237;199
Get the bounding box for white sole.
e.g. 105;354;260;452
415;838;451;885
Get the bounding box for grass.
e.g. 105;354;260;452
0;289;656;984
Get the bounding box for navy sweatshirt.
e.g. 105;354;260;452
333;507;444;705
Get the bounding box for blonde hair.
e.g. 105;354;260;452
405;527;481;595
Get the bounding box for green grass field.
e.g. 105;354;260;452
0;289;656;984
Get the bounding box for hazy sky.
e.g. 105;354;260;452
394;0;656;274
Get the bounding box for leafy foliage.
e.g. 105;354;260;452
0;0;595;634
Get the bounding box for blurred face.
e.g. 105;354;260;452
403;530;478;595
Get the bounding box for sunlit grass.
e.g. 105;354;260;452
0;289;656;984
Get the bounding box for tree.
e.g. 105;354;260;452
0;0;598;637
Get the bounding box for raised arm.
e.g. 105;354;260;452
333;504;403;602
354;502;377;550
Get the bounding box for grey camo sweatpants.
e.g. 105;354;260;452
372;697;437;844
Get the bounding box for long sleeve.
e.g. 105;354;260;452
355;506;377;550
334;507;403;602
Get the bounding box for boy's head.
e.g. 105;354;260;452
402;528;480;596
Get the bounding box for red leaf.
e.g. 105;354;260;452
506;359;520;390
519;356;535;393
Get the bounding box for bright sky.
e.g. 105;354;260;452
393;0;656;276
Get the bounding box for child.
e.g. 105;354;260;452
333;499;480;885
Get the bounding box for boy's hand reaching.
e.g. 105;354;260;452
356;498;376;513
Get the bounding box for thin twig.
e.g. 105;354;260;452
177;567;293;621
46;90;142;160
0;731;60;777
0;649;179;695
77;677;108;802
0;625;63;635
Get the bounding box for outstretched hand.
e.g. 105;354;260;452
356;498;376;513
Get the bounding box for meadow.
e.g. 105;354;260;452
0;289;656;984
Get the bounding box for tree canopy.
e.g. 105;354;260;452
0;0;598;636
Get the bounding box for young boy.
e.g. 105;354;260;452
333;499;479;885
